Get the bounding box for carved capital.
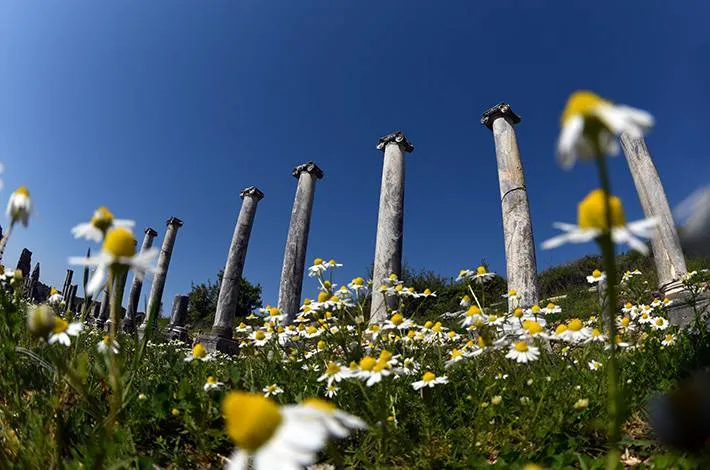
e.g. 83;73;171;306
481;102;521;130
144;227;158;237
377;131;414;153
166;216;184;228
292;162;324;180
240;186;265;201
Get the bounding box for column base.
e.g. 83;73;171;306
165;325;191;343
661;279;687;298
666;291;710;327
196;334;240;355
122;319;135;333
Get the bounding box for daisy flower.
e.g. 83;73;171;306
299;398;367;439
262;384;284;398
541;303;562;315
505;341;540;364
48;317;83;346
661;334;676;346
308;258;327;277
412;371;448;390
325;384;339;398
542;189;657;255
347;277;368;294
250;330;272;347
456;269;474;282
382;312;414;330
317;361;351;386
558;319;592;343
97;335;119;354
444;348;467;368
588;360;603;371
204;376;224;392
472;265;496;283
6;186;31;227
69;227;158;297
621;269;642;283
586;269;606;284
71;206;135;243
185;343;211;362
650;317;670;331
47;288;64;305
556;90;654;169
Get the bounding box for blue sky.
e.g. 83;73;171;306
1;1;709;315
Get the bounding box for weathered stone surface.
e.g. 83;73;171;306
370;131;413;324
67;284;78;313
140;217;183;336
196;334;240;355
24;262;40;300
667;292;710;327
678;186;710;257
124;227;158;332
62;269;74;299
621;132;688;293
16;248;31;279
483;103;539;311
278;163;323;321
212;187;263;338
166;294;190;342
97;285;110;328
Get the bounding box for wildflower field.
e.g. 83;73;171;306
1;90;710;470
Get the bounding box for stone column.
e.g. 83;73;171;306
96;285;110;328
482;103;539;311
620;132;687;294
61;269;73;299
277;162;323;320
123;228;158;332
139;217;183;336
166;295;190;342
369;131;414;324
16;248;32;279
201;186;264;353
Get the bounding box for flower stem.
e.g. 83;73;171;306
594;156;622;469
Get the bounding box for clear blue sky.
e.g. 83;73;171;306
1;1;709;315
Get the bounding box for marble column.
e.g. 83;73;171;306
620;132;687;294
139;217;183;336
96;285;110;328
166;294;190;342
123;227;158;332
482;103;539;311
203;186;264;353
278;162;323;320
62;269;74;299
369;131;414;324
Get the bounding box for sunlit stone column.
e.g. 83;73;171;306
139;217;183;336
165;294;190;342
96;285;110;328
61;269;73;299
620;132;687;294
278;162;323;320
482;103;539;311
123;227;158;332
202;186;264;352
369;131;414;324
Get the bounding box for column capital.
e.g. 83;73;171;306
481;102;521;130
144;227;158;237
240;186;265;201
292;162;324;180
377;131;414;153
166;216;184;228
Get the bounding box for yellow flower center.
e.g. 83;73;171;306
390;313;403;325
102;227;136;258
373;360;389;372
50;287;58;296
512;307;523;318
360;356;377;371
192;343;206;358
424;321;433;329
14;186;30;197
523;320;543;335
514;341;529;352
306;326;317;335
352;277;364;286
451;349;462;359
422;372;436;382
620;317;630;327
664;334;674;343
313;258;323;265
546;303;556;310
317;340;327;350
508;289;517;297
254;331;266;341
432;322;442;333
102;335;111;345
329;295;339;302
395;285;403;292
531;305;541;313
476;266;487;274
53;317;68;334
561;90;610;124
592;269;602;278
317;292;329;302
423;288;432;295
222;391;283;452
369;324;380;333
389;273;398;281
323;281;331;288
303;398;336;413
625;303;633;309
91;206;114;231
591;328;601;337
578;189;627;230
568;319;583;331
379;350;393;361
467;305;481;316
207;376;217;384
555;324;568;335
655;318;664;326
326;362;341;376
477;336;487;348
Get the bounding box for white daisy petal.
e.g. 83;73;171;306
557;115;584;170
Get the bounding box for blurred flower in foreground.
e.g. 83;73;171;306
6;186;31;227
222;391;364;470
71;206;135;243
542;189;657;254
675;185;710;257
69;227;157;296
48;317;83;346
557;90;654;169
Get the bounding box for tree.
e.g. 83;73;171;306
187;270;262;329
